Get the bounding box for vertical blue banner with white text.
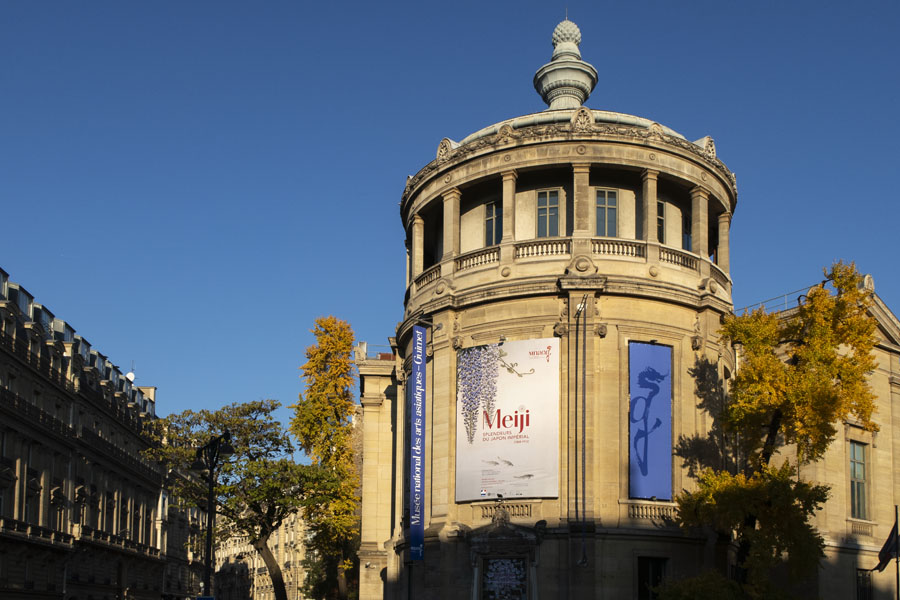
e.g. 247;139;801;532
409;325;426;560
628;342;672;500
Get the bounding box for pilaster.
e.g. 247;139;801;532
641;169;658;243
501;170;518;265
572;163;591;236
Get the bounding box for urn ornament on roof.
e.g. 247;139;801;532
533;19;599;110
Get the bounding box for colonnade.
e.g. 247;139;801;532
407;165;732;284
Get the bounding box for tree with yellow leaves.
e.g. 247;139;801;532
290;316;359;600
670;262;877;597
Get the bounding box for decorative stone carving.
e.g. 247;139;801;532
496;124;514;144
402;118;738;206
595;323;608;338
500;266;511;277
649;265;659;277
452;336;463;350
571;107;593;133
553;322;568;337
437;138;454;163
565;255;597;275
691;335;703;351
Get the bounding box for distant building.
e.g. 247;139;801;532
0;266;203;599
215;512;307;600
356;19;900;600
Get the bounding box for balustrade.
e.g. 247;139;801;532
479;502;533;520
592;238;646;258
659;247;699;271
710;262;730;288
515;238;571;258
455;246;499;272
625;501;677;521
414;264;441;289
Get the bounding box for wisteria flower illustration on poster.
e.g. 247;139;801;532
457;343;501;444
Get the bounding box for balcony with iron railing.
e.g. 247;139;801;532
0;387;76;440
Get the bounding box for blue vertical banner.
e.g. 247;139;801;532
628;342;672;500
409;325;426;560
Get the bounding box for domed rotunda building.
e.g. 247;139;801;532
357;18;737;598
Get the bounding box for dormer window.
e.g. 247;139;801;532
537;190;559;237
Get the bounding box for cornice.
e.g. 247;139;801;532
401;117;737;212
399;273;732;344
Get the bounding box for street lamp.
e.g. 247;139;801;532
191;429;235;597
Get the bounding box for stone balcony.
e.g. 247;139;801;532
407;236;731;317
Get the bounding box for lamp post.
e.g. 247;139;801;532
191;429;235;598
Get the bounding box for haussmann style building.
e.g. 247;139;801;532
356;19;900;600
0;266;205;600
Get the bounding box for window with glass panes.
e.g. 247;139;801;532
485;201;502;246
850;441;867;519
656;201;665;244
682;210;692;251
856;569;872;600
537;190;559;237
596;190;617;237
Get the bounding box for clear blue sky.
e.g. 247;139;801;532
3;1;898;424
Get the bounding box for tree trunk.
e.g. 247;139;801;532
254;535;289;600
337;554;348;600
735;409;784;577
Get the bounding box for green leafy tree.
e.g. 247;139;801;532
674;262;877;594
143;399;332;600
290;316;360;600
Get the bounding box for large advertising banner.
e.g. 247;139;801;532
409;325;425;560
628;342;672;500
455;338;559;502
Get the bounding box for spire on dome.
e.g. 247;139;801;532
534;19;598;110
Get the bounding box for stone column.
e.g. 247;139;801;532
717;211;731;273
690;187;709;258
501;171;517;241
442;188;461;262
641;169;658;242
500;170;517;264
411;215;424;278
572;163;591;235
572;163;592;256
642;169;659;265
405;244;411;287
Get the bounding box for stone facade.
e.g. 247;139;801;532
357;20;900;600
0;266;203;600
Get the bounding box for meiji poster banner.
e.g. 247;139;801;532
455;338;559;502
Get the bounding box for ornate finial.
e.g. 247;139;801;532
534;20;598;110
